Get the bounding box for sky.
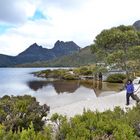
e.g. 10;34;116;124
0;0;140;56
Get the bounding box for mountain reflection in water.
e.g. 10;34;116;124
0;68;124;108
27;80;80;93
27;80;123;97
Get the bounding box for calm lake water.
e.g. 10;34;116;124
0;68;123;108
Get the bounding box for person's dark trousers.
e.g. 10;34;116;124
126;93;140;105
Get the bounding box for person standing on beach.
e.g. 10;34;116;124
125;79;140;105
98;72;102;81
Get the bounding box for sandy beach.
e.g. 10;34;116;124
48;79;140;118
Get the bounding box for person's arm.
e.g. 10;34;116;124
125;84;127;89
132;84;134;92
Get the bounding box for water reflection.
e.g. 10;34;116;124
27;80;80;93
99;81;102;90
0;68;124;108
27;79;123;97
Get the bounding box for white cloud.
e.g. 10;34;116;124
0;0;35;24
0;0;140;55
40;0;87;10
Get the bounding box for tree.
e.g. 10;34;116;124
91;25;140;78
107;50;125;70
128;46;140;76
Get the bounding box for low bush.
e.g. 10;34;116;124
51;106;138;140
1;101;140;139
0;95;50;132
106;73;126;83
62;73;78;80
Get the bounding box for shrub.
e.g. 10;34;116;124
79;67;93;75
1;105;140;139
106;73;126;83
62;73;78;80
0;95;50;132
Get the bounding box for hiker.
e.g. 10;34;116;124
98;72;102;81
125;79;140;105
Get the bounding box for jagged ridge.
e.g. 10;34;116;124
0;40;80;67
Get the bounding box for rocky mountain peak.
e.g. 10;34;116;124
54;40;64;48
0;40;80;66
53;40;80;50
18;43;43;56
28;43;42;49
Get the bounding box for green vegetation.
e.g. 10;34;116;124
48;105;140;139
106;73;127;83
62;73;77;80
91;25;140;78
73;66;93;76
1;104;140;139
34;69;79;80
0;122;52;140
34;65;107;80
47;46;96;67
0;95;49;132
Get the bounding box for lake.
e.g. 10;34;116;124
0;68;123;108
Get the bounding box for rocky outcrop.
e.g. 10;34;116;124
52;40;80;57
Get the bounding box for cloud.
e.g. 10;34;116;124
40;0;87;10
0;0;35;24
0;0;140;56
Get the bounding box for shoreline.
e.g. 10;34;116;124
47;82;140;118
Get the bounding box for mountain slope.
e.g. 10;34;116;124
15;43;54;64
0;40;80;67
0;54;15;67
48;46;95;67
18;46;96;67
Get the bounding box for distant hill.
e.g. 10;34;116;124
47;46;96;67
0;40;80;67
133;20;140;31
18;46;96;67
0;54;15;67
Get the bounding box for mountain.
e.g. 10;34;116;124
0;40;80;67
18;45;96;67
15;43;54;64
52;40;80;57
0;54;15;67
133;20;140;31
47;46;96;67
